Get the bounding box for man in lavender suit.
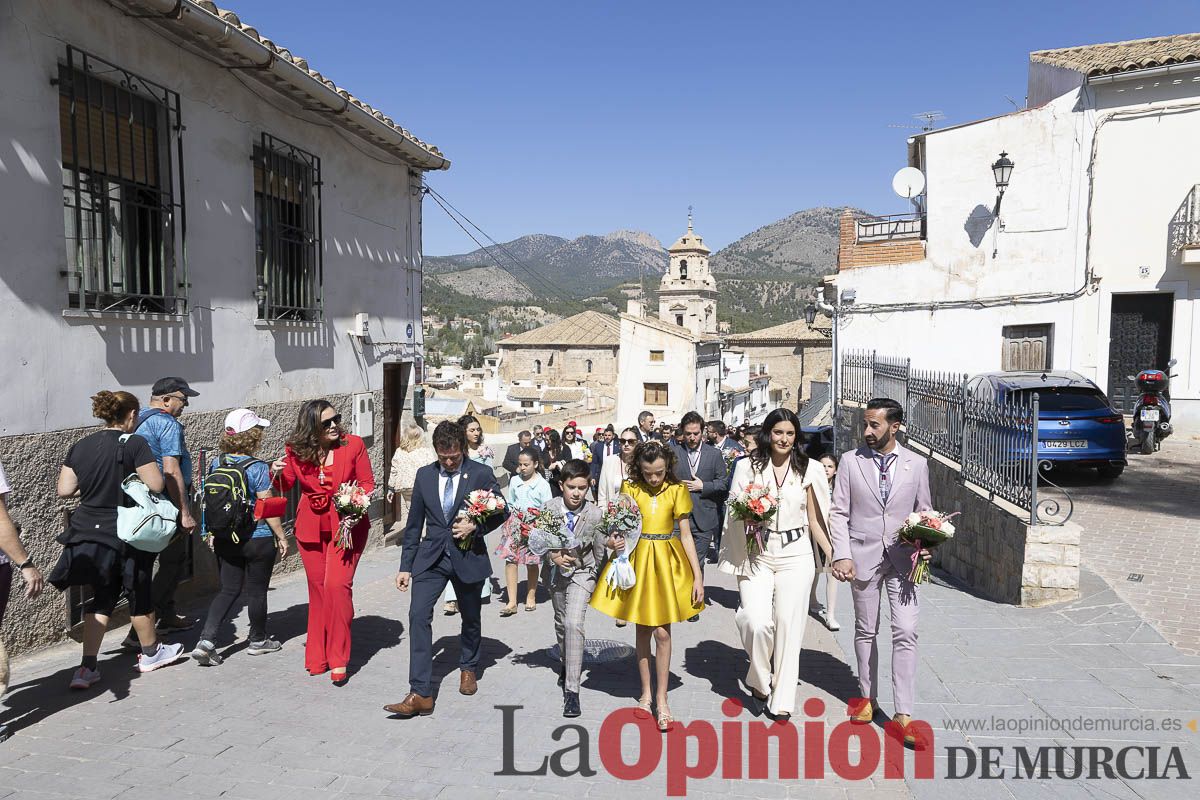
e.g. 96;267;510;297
829;398;932;749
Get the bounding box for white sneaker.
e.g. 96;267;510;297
137;642;186;673
69;666;102;690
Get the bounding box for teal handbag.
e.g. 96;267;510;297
116;435;179;552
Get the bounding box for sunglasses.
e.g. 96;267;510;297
620;438;638;445
167;393;189;406
322;414;343;428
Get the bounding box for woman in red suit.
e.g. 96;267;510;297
273;400;375;685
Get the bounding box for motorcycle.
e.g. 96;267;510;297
1128;358;1178;455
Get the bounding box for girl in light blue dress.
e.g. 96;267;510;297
495;449;552;614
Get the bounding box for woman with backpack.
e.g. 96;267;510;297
48;391;186;689
272;400;375;685
191;409;288;666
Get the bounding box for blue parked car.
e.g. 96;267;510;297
965;371;1127;480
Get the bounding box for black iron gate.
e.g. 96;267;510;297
1107;293;1174;414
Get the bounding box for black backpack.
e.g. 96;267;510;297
204;455;261;545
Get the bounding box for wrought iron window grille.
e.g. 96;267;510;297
56;46;187;315
254;133;323;322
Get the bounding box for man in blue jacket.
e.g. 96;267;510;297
670;411;729;619
387;421;509;717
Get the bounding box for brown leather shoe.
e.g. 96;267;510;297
891;714;930;750
383;693;434;717
849;698;876;724
460;669;478;696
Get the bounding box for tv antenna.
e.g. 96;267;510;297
888;110;945;132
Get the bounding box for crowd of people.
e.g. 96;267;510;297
0;388;933;750
382;402;932;749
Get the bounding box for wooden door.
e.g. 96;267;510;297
1001;324;1052;371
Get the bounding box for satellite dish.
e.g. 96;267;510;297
892;167;926;199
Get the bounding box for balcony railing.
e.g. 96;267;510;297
855;212;925;243
1169;184;1200;263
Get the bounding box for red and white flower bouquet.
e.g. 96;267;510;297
729;483;778;557
332;481;371;550
898;510;959;584
455;489;506;551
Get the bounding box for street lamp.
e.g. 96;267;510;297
991;151;1014;215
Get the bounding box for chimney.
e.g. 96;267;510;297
627;299;643;317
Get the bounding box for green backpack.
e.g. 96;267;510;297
204;456;261;545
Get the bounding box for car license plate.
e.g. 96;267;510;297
1141;408;1160;422
1042;440;1088;449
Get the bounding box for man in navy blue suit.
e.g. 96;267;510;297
588;425;617;497
385;421;508;717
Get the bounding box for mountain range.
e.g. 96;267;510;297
426;206;858;298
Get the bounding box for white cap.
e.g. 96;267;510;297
224;408;271;434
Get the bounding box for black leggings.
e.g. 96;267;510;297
200;537;275;642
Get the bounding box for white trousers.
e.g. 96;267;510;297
734;532;816;716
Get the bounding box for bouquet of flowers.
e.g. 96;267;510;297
476;444;495;462
898;510;959;584
729;483;778;557
600;495;641;590
332;481;372;550
526;507;579;576
499;507;537;553
723;448;744;472
455;489;506;551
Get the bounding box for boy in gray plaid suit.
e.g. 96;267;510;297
544;459;621;718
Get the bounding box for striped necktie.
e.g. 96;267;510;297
875;454;897;503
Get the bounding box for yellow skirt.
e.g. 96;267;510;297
590;537;704;626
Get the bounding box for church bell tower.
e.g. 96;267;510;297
658;210;718;336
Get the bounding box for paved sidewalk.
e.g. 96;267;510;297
2;544;1198;800
1048;436;1200;655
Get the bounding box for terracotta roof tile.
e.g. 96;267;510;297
186;1;444;162
727;319;827;344
499;311;620;347
1030;32;1200;77
541;388;584;403
507;386;542;401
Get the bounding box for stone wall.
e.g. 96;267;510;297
0;391;385;657
739;342;832;405
836;403;1080;606
498;346;619;390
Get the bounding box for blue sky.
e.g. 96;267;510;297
231;1;1196;255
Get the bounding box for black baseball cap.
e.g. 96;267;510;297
152;377;199;397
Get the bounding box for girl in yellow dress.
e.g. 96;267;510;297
591;440;705;732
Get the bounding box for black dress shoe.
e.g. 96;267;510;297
563;691;581;718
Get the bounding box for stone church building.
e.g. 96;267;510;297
497;215;727;425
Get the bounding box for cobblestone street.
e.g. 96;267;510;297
1049;436;1200;655
3;540;1199;800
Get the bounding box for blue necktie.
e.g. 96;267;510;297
566;511;577;534
875;454;897;503
441;470;457;521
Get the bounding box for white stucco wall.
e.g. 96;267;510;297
0;0;425;436
834;71;1200;431
1083;78;1200;406
615;316;697;426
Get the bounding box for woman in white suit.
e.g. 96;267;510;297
718;408;833;720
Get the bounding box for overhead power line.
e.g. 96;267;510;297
423;184;587;313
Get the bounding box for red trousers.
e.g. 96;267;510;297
297;527;366;673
